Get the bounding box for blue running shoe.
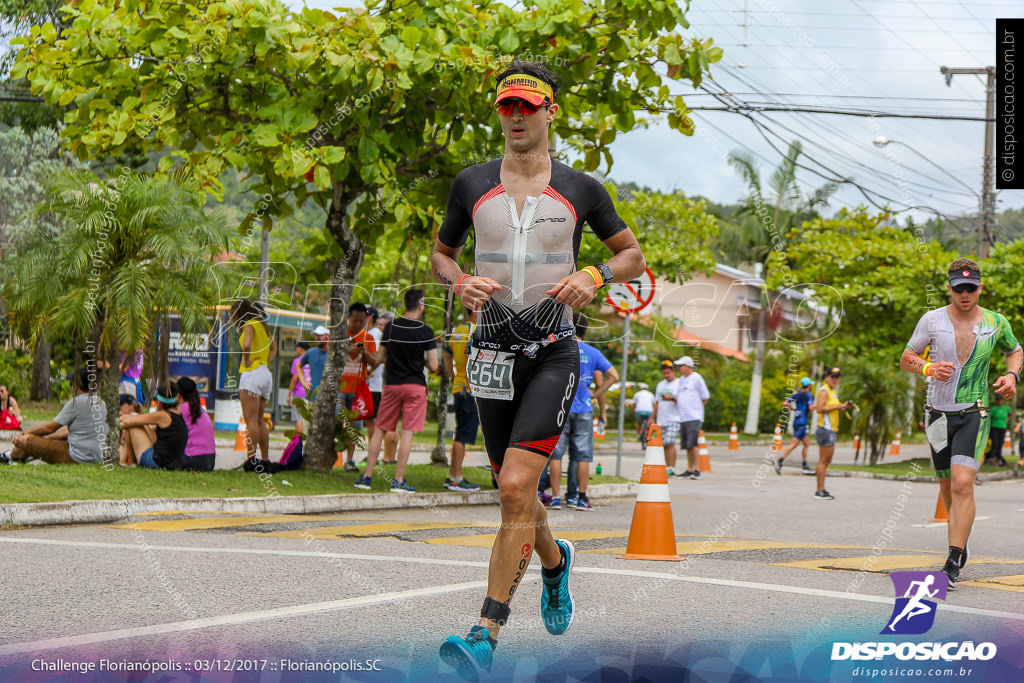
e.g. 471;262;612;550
440;626;494;681
391;479;416;493
541;539;576;635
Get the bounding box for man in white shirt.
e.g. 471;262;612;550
673;355;711;479
632;386;655;443
652;360;682;475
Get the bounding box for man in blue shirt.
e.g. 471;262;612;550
776;377;815;475
543;313;617;511
298;325;331;393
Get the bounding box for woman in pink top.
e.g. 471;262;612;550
287;341;312;435
175;377;216;471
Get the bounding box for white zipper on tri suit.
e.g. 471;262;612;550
507;194;539;306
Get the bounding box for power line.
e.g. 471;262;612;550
683;103;991;122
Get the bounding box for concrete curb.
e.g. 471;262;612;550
0;482;640;529
833;469;1019;483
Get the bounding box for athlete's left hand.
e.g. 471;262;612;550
993;374;1017;399
548;271;599;308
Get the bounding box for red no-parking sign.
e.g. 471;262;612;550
604;267;656;313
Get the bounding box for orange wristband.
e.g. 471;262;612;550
581;265;603;289
922;362;933;377
454;274;469;296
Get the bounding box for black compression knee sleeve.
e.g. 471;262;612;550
480;597;511;626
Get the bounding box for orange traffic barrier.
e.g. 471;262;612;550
697;430;712;473
728;422;739;451
889;431;901;457
335;451;346;468
619;424;682;561
1004;430;1012;451
233;416;248;452
931;492;948;523
853;434;860;451
771;424;783;452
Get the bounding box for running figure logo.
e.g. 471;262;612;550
881;571;948;635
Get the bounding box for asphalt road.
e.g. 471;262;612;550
1;441;1022;682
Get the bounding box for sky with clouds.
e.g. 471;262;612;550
291;0;1020;233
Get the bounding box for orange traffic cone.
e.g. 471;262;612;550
728;422;739;451
335;451;346;468
619;424;682;561
771;424;783;452
889;431;901;457
233;416;248;452
592;416;605;441
697;430;712;473
1004;430;1012;451
853;434;861;451
931;492;948;523
148;400;157;413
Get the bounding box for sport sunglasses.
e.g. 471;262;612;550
951;283;979;294
495;98;548;116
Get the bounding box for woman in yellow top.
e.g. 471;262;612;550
229;299;277;461
813;366;854;500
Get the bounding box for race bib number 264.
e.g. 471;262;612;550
468;348;515;400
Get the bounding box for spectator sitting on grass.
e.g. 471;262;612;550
119;380;187;470
0;384;23;431
176;377;216;472
117;393;144;454
2;369;108;465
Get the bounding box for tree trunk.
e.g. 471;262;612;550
305;203;364;473
430;289;456;466
30;334;51;400
102;345;121;465
154;315;171;389
743;307;767;435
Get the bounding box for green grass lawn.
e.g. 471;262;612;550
0;461;629;504
832;456;1021;477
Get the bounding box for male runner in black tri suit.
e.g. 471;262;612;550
432;61;645;679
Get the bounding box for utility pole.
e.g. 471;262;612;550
941;66;996;258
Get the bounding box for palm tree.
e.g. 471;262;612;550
6;167;230;459
715;141;837;434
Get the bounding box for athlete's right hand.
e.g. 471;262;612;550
458;276;502;311
930;361;956;382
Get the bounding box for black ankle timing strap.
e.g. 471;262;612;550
480;597;511;625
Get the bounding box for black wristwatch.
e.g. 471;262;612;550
595;263;613;287
1009;370;1020;384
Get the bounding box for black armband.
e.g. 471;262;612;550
480;596;511;625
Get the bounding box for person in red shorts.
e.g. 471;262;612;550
355;288;439;493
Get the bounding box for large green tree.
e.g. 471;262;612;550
769;208;953;463
0;126;85;399
14;0;723;470
718;141;837;434
6;169;231;458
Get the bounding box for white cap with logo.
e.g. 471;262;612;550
674;356;695;367
313;325;330;336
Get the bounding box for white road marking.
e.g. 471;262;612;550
1;534;1022;656
912;514;991;528
0;579;495;656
